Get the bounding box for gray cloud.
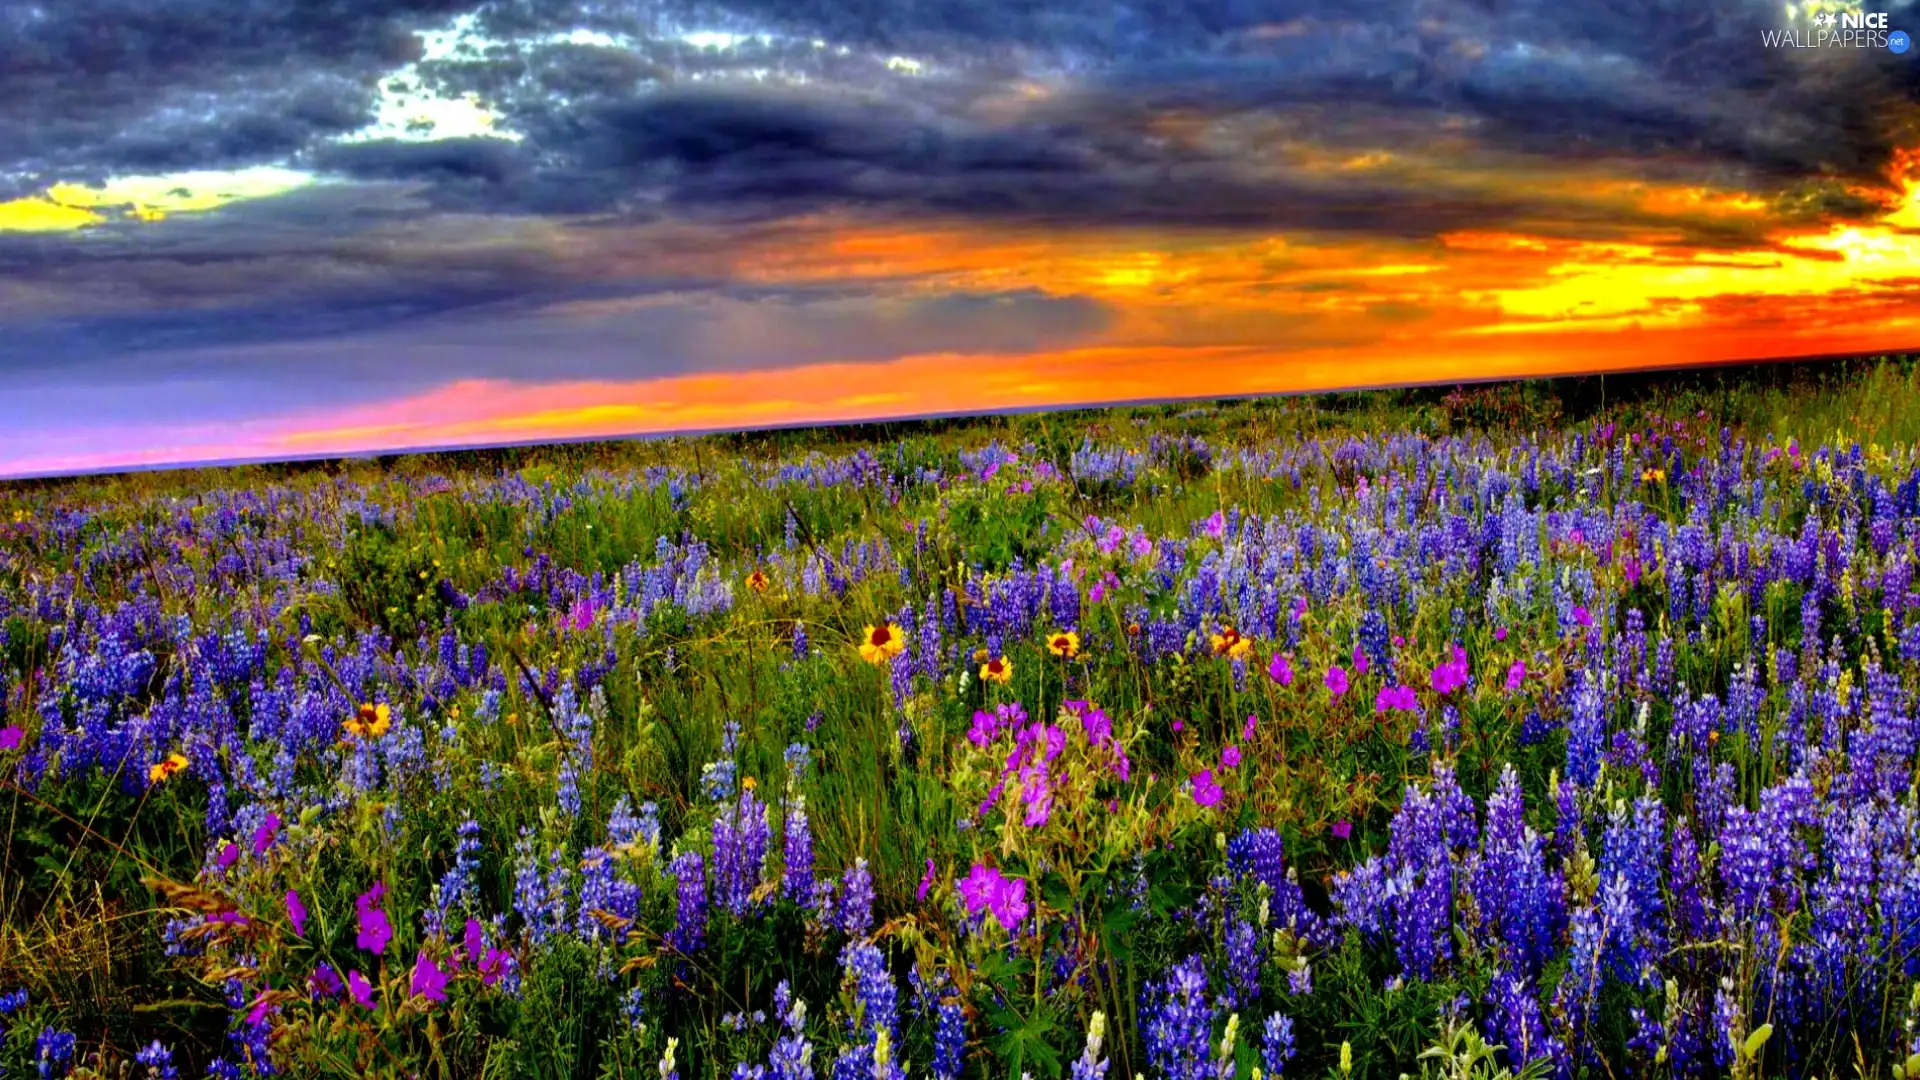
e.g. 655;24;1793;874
1;0;1916;453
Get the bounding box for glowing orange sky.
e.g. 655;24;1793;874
7;150;1914;478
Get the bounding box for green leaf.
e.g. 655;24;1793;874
1740;1023;1772;1062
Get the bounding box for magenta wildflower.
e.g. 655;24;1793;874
917;858;937;904
567;597;595;630
979;778;1006;816
989;876;1029;930
1242;713;1257;740
252;812;282;857
1572;605;1593;628
1021;771;1053;827
1331;820;1352;840
1430;644;1469;695
1352;644;1369;675
246;996;275;1026
967;710;998;748
1494;627;1508;642
1172;719;1184;733
1374;685;1417;713
355;882;393;954
1222;745;1242;769
1204;510;1226;538
285;890;308;937
478;946;508;986
1506;661;1527;693
1191;769;1224;808
1324;665;1349;699
1267;653;1294;685
464;918;486;967
959;864;1028;931
347;970;375;1010
216;841;240;870
0;725;21;751
411;950;449;1003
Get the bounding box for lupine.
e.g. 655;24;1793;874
669;850;708;953
770;981;817;1080
1142;955;1214;1080
136;1040;182;1079
714;788;772;916
784;795;817;910
1070;1011;1110;1080
839;858;875;938
37;1027;77;1079
1260;1014;1296;1077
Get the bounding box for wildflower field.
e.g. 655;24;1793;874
8;360;1920;1080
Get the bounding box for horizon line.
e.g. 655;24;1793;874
5;345;1914;484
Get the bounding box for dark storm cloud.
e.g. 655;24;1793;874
3;0;1917;392
0;1;485;184
8;0;1917;229
405;85;1788;247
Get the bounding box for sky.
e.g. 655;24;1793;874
2;0;1919;477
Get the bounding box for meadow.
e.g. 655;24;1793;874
5;359;1920;1079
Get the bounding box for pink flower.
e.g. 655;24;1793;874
1021;770;1054;828
1293;595;1309;619
347;969;376;1010
252;812;282;857
1204;510;1226;539
1267;653;1294;686
1172;719;1184;733
0;725;22;751
246;996;275;1026
1222;745;1242;769
967;710;999;748
958;864;1029;931
355;882;392;954
979;778;1007;817
1505;661;1527;693
1324;665;1349;699
1374;685;1418;714
958;864;1003;915
464;918;487;968
1331;820;1353;840
1190;769;1224;808
411;950;449;1003
567;597;595;631
1242;714;1257;741
285;890;308;937
1494;627;1508;642
1572;605;1593;628
917;858;937;904
478;947;508;987
217;841;241;870
1351;644;1369;676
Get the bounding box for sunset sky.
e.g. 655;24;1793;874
3;0;1919;477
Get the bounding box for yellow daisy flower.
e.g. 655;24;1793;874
980;655;1013;684
859;623;907;664
344;702;392;739
148;752;189;785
